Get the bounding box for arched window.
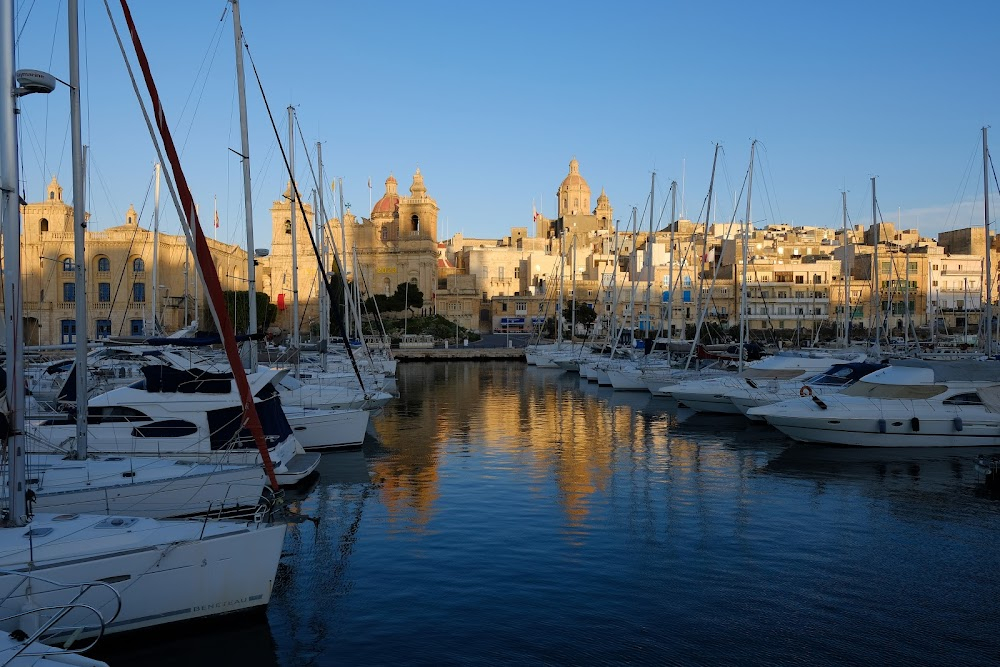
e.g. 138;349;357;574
97;257;110;272
132;258;144;273
383;278;391;296
39;218;49;232
284;220;292;235
62;258;73;272
411;215;419;232
49;191;54;200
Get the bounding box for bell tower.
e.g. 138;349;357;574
398;168;438;241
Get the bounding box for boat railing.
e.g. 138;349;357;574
0;569;121;649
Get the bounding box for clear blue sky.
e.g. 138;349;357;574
13;1;999;250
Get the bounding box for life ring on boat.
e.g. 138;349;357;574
799;385;813;398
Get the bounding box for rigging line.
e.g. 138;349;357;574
177;11;228;158
942;138;981;233
109;172;155;336
14;0;38;43
242;44;366;392
756;141;784;229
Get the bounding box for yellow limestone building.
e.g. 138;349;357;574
262;170;439;337
15;177;246;346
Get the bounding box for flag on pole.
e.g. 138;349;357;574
214;209;219;229
213;194;219;229
533;203;540;222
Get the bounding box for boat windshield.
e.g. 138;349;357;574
841;382;948;399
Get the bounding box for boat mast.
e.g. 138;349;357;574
644;171;654;350
872;176;881;358
571;235;577;345
904;245;910;349
667;180;677;343
983;126;992;356
314;154;328;373
232;0;257;371
287;106;300;377
2;0;28;522
151;163;160;335
686;145;719;369
841;190;850;346
739;141;755;372
337;177;349;341
69;0;89;459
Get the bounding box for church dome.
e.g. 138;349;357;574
559;158;589;190
371;174;400;216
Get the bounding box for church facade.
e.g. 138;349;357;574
261;169;439;337
14;177;246;347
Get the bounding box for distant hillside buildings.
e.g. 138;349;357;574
11;160;999;346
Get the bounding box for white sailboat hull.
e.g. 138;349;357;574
285;407;369;450
0;514;286;643
27;456;267;518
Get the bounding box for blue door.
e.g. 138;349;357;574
60;319;76;344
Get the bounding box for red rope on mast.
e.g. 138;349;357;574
118;0;280;490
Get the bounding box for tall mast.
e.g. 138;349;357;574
667;180;677;342
687;145;719;368
872;176;881;358
644;171;654;348
315;163;327;372
557;226;565;345
232;0;257;370
904;245;910;349
2;0;27;522
288;106;300;369
337;177;348;339
983;126;992;356
69;0;89;459
841;190;850;346
571;235;577;345
739;141;755;372
151;163;160;335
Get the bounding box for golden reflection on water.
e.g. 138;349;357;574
371;362;715;534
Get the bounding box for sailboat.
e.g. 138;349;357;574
13;1;273;517
0;0;286;644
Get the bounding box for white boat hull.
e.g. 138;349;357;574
763;413;1000;447
0;514;286;643
286;408;369;450
27;457;267;518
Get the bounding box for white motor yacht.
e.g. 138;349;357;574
749;359;1000;447
665;350;870;414
727;361;885;421
29;366;320;485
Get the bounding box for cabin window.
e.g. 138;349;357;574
942;392;983;406
87;405;151;424
132;419;199;438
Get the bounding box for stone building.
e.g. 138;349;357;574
261;170;439;338
15;176;246;346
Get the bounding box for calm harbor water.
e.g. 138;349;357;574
96;361;1000;665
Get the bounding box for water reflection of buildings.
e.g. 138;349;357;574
372;363;689;533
